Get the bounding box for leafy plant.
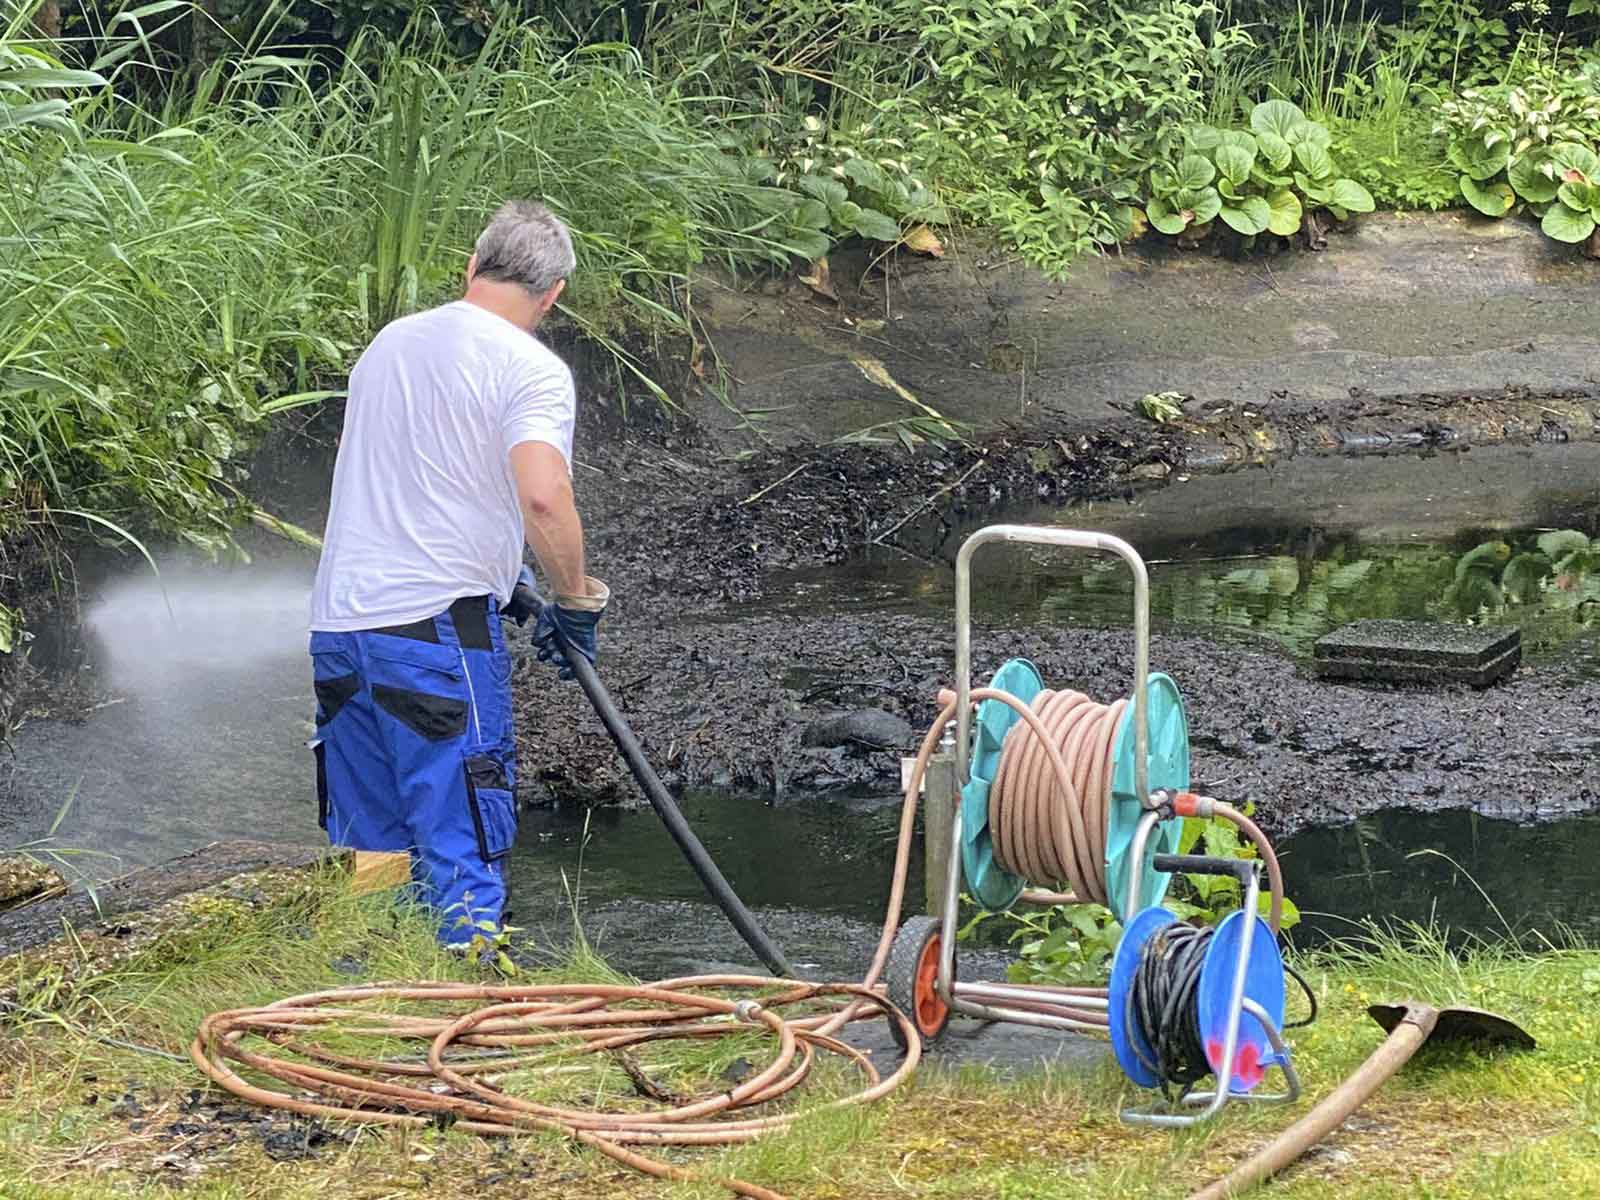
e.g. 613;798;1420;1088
1143;99;1374;246
1387;0;1514;92
760;114;949;256
1436;61;1600;249
902;0;1251;276
0;19;811;555
1333;107;1461;210
960;901;1125;986
447;892;522;975
958;801;1302;989
1444;529;1600;616
1173;807;1303;930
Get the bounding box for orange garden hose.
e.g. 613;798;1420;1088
192;691;1285;1199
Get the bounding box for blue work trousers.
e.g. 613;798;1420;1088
309;595;517;943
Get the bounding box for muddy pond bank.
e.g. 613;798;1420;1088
518;441;1600;839
5;442;1599;872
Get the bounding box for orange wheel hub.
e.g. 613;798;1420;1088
913;933;949;1034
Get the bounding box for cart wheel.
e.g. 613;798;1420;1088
885;915;953;1051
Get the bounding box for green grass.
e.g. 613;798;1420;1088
3;864;1597;1200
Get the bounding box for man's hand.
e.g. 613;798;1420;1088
532;577;609;680
503;565;541;626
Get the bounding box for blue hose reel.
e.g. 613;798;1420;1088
1108;855;1302;1125
959;658;1190;920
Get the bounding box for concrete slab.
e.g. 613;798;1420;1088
693;213;1600;449
1313;619;1522;687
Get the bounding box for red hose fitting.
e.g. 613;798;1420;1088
1173;791;1213;818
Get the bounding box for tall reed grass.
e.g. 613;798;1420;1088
0;8;799;553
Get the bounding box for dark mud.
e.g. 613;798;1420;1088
513;608;1600;840
514;311;1600;840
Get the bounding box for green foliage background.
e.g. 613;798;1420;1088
0;0;1597;572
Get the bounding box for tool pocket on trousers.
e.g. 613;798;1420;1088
314;672;360;727
312;738;330;831
367;638;470;741
463;752;516;861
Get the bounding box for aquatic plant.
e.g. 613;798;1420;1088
1446;529;1600;616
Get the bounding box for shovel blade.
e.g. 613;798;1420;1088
1367;1002;1536;1050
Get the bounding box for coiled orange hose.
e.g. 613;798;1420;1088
992;690;1127;904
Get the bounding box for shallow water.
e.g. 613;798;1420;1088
505;794;1600;977
766;443;1600;660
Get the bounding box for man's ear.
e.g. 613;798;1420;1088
537;278;566;316
465;252;479;287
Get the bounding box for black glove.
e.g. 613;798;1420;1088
503;565;541;626
531;577;610;681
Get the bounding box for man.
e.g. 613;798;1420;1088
307;200;607;944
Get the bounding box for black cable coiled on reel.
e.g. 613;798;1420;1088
1126;923;1319;1102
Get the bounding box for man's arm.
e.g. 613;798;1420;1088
510;440;585;598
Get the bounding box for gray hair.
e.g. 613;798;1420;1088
472;200;575;295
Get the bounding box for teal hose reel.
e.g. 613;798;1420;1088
958;657;1191;920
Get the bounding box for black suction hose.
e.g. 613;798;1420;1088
561;647;797;979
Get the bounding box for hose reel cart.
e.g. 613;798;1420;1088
888;524;1304;1123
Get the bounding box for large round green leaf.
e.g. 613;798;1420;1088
1218;129;1258;155
1215;144;1255;185
1147;196;1190;235
1177;153;1216;189
1219;195;1271;235
800;175;850;209
1173;185;1223;225
852;206;902;242
1294;172;1332;204
1537;530;1590;560
1508;152;1560;203
1294;139;1335;181
1460;175;1515;217
1291;118;1332;149
1100;204;1139;243
1558;179;1600;217
1185;124;1223;151
1447;135;1511;182
793;198;830;229
1266;187;1302;235
1541;200;1598;243
1251;99;1307;143
1327;178;1375;214
1502;553;1552;604
1255;130;1293;171
842;157;886;192
1551;142;1600;182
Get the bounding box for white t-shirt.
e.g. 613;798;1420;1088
309;300;575;632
